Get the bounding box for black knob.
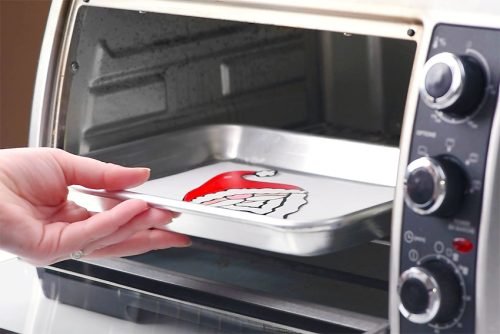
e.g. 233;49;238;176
400;278;430;314
420;52;485;117
404;156;466;216
399;260;462;325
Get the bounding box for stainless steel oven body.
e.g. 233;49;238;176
30;1;500;333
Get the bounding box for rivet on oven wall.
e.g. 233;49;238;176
70;61;79;73
407;29;416;37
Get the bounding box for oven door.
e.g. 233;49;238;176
40;237;391;333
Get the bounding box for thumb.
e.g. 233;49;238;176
51;149;150;190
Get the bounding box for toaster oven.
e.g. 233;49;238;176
30;0;500;333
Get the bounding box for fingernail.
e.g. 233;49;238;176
127;179;151;189
175;238;192;248
150;208;178;224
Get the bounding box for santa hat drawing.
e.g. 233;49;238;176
183;170;308;219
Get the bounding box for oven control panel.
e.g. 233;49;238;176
399;24;500;333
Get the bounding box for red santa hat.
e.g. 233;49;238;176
183;170;304;202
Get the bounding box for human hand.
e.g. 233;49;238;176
0;147;190;266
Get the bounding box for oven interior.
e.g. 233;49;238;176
61;6;415;155
44;4;418;333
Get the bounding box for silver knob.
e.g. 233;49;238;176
404;156;465;216
398;266;441;324
420;52;485;117
399;260;463;325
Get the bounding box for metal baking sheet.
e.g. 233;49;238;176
71;125;399;256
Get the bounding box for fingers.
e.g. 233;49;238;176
50;149;150;190
83;207;175;254
54;199;150;254
50;200;185;258
86;229;191;258
49;201;92;223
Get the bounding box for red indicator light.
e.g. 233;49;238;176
452;238;474;253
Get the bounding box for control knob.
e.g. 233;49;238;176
420;52;485;117
404;156;466;216
398;260;463;325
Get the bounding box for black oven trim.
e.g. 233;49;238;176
43;260;364;334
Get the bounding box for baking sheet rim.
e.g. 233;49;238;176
72;186;392;233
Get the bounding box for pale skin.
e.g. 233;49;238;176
0;147;190;266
